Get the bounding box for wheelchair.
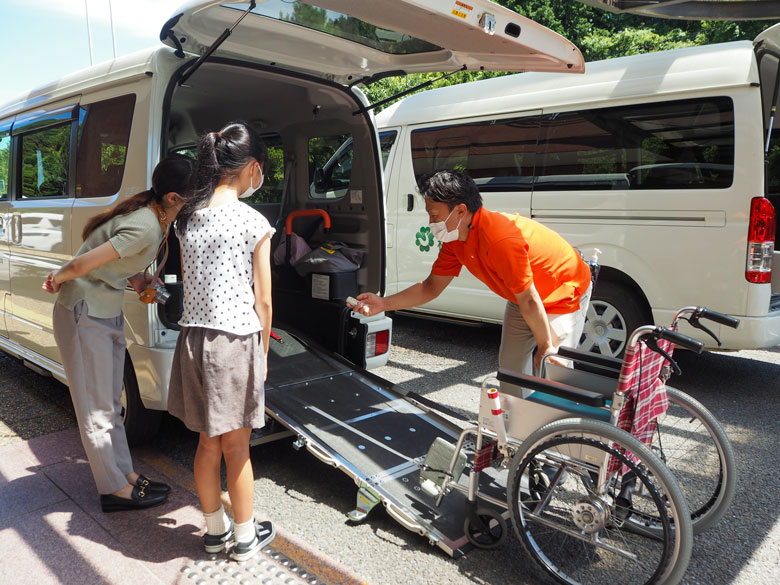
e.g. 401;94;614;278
418;324;706;585
547;305;739;535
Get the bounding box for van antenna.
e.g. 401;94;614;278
177;1;257;86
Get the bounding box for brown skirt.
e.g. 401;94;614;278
168;326;266;437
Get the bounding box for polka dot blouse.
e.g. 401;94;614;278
177;200;275;335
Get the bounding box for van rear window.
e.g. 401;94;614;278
230;1;441;55
409;97;735;192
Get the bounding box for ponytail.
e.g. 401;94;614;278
177;121;268;233
81;154;193;241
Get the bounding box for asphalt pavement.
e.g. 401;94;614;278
2;314;780;585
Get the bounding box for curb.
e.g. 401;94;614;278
136;447;369;585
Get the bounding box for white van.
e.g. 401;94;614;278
0;0;583;442
354;31;780;356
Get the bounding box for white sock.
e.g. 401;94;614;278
204;506;231;535
234;518;256;543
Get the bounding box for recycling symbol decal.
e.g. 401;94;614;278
415;226;435;252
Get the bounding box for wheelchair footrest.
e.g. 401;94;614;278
420;437;467;497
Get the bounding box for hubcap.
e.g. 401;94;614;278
580;300;628;357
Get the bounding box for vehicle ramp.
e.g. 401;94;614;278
257;328;507;558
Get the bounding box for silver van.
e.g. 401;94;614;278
0;0;584;443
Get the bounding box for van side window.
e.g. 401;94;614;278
536;97;735;191
19;123;72;198
76;94;136;198
410;116;539;191
0;129;9;200
309;134;351;199
380;131;397;168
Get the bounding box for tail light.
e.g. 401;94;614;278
746;196;775;284
366;329;390;358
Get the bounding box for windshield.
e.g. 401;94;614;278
225;1;442;55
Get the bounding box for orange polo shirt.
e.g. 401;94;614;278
431;208;591;314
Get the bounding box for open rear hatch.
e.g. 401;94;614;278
161;0;584;84
754;23;780;298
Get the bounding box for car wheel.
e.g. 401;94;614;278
121;355;162;447
580;280;648;358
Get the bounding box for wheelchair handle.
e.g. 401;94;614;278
657;328;704;354
698;308;740;329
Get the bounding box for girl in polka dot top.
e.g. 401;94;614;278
168;121;276;560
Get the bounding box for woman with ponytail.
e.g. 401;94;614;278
42;154;193;512
168;121;275;561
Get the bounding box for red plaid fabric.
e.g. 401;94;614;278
607;338;673;474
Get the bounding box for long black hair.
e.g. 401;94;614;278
176;121;269;232
82;154;193;241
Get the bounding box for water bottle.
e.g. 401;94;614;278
587;248;602;285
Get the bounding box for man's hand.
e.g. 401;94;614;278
534;344;568;372
354;292;385;316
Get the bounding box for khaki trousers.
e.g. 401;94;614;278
498;283;592;387
53;300;133;494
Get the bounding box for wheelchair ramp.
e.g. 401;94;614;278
262;329;507;558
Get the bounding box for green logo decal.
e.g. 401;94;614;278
415;226;435;252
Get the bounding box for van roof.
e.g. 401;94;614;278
375;41;758;127
0;46;169;119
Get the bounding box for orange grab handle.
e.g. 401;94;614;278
285;209;331;235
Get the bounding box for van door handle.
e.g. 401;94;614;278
12;215;22;244
407;193;414;212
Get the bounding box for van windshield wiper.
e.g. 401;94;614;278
175;0;257;86
352;65;467;116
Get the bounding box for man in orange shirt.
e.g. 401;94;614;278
357;170;592;375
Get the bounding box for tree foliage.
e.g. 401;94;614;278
362;1;773;109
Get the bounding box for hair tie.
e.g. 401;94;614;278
149;187;157;198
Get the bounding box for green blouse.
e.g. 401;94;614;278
57;206;164;318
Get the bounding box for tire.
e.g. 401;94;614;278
648;386;736;535
581;280;648;358
507;418;693;585
121;355;162;447
464;507;507;550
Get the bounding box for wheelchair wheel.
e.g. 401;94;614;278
464;508;507;549
507;418;693;585
648;386;736;534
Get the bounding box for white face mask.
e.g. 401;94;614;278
429;207;461;243
239;167;264;199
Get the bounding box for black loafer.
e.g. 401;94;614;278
100;485;168;513
135;474;171;494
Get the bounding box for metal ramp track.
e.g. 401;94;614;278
261;329;507;558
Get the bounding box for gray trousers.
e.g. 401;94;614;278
53;300;133;494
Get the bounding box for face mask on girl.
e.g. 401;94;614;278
429;207;461;243
239;166;264;199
